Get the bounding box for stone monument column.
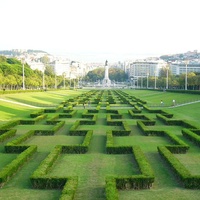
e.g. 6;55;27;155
102;60;111;87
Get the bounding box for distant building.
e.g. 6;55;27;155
27;61;45;72
50;59;70;76
129;60;166;79
170;63;200;75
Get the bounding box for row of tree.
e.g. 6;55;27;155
1;55;200;90
135;68;200;90
0;56;71;90
83;67;128;82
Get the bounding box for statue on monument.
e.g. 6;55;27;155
105;60;108;66
102;60;111;87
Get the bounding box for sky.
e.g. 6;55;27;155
1;0;200;62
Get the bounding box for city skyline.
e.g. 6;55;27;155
1;0;200;62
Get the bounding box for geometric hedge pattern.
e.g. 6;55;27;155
0;90;200;200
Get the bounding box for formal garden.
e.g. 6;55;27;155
1;89;200;200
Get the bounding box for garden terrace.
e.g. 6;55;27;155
0;89;200;199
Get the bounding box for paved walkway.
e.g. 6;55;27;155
168;100;200;108
1;97;200;110
0;98;39;108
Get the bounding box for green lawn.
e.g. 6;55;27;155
1;89;200;200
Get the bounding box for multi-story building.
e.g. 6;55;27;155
50;59;71;76
170;63;200;75
129;60;166;79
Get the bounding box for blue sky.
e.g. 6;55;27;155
1;0;200;62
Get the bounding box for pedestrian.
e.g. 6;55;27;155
172;99;175;106
161;100;163;106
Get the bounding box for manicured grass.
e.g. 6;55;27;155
49;153;139;200
125;89;200;106
24;135;84;152
0;152;61;200
2;89;85;105
169;103;200;124
0;101;34;121
1;89;200;200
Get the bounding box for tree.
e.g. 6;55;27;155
40;55;50;64
83;67;127;82
187;72;196;90
45;65;55;76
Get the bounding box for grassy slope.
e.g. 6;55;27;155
1;89;200;200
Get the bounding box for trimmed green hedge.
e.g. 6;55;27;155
0;120;20;129
20;114;47;125
30;109;44;118
62;130;93;154
116;175;154;190
35;121;65;135
31;145;62;188
158;146;200;188
105;144;155;196
60;177;78;200
182;128;200;147
5;130;35;153
106;177;119;200
0;145;37;187
59;110;77;118
0;129;16;142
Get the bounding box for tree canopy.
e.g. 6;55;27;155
83;67;128;82
0;56;66;90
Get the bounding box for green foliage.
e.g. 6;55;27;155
105;177;119;200
0;129;16;142
60;177;78;200
83;67;127;82
0;146;37;187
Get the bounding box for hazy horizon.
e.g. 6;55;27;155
1;0;200;62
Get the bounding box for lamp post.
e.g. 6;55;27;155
166;63;169;89
22;58;25;90
55;74;57;89
154;70;157;89
63;72;66;89
69;72;72;88
185;60;188;90
141;76;143;88
147;73;149;89
42;65;45;90
130;77;133;88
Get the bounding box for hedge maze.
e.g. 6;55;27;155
1;90;200;199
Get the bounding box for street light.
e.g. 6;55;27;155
22;58;25;90
141;76;143;88
154;70;157;89
185;60;188;90
147;73;149;89
55;74;57;89
130;77;133;88
166;63;170;89
42;65;45;90
63;72;66;89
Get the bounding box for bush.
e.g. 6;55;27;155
0;146;37;187
0;129;16;142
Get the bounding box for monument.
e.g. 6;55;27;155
102;60;111;87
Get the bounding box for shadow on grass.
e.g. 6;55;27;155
0;105;33;119
88;135;106;154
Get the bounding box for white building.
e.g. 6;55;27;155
170;63;200;75
129;60;166;79
50;59;71;76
